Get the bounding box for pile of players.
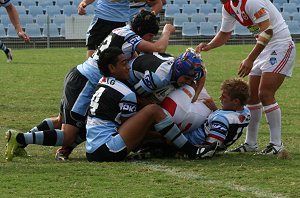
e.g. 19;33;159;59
4;0;296;162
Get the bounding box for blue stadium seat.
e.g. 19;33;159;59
207;13;221;23
182;4;198;15
36;14;51;26
215;4;223;13
55;0;71;7
291;12;300;22
189;0;205;7
281;12;292;22
15;6;27;15
0;24;6;37
37;0;54;7
19;14;34;26
6;24;19;38
233;23;252;36
286;21;300;34
72;0;82;6
282;3;298;13
182;22;199;36
164;4;181;18
52;14;65;28
45;6;62;17
85;5;95;15
272;0;288;6
63;5;77;16
273;3;282;12
289;0;300;4
172;0;188;8
60;25;65;37
207;0;220;6
25;23;43;37
173;13;189;27
20;0;37;8
190;13;207;26
42;23;60;37
199;22;216;36
28;5;44;17
199;3;215;14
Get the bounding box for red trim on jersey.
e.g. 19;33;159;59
181;123;192;132
161;97;177;116
264;105;279;113
224;0;254;26
207;134;225;142
274;42;293;73
248;104;262;110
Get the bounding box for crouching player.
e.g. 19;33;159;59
85;47;218;162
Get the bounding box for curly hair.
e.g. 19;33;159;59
97;47;124;77
131;9;160;37
221;78;249;106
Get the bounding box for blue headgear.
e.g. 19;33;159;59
173;51;205;81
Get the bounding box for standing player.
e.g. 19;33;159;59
77;0;163;58
0;0;30;62
85;47;218;162
196;0;296;155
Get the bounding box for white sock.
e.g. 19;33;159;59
245;103;263;146
264;103;281;146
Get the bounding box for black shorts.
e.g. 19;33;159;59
60;67;88;132
86;17;126;50
86;144;128;162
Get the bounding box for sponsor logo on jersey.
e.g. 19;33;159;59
212;123;226;131
122;103;137;113
241;11;249;20
254;8;266;19
271;50;277;55
238;115;246;123
269;57;277;65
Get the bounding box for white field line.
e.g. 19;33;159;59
138;162;289;198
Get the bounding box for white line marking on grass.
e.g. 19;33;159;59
138;162;289;198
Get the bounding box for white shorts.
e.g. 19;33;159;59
250;40;296;77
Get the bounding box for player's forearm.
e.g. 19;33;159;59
5;4;22;33
208;31;231;49
149;0;163;15
80;0;95;6
155;31;173;53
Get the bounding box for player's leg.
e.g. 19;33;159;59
0;40;12;62
29;114;62;133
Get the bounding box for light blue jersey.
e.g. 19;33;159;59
72;58;101;116
129;2;151;22
86;77;137;153
95;0;130;22
185;108;251;149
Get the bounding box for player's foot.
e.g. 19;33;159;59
55;147;73;161
195;141;219;159
5;129;22;161
257;143;284;155
226;143;258;153
5;48;12;63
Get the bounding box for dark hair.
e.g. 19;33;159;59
97;47;124;77
131;9;159;37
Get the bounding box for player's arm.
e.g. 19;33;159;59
78;0;95;15
238;19;273;77
206;120;229;145
136;24;175;53
5;4;30;42
196;31;232;53
147;0;163;15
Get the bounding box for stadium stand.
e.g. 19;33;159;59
291;12;300;22
182;22;199;36
1;15;11;28
19;0;37;7
55;0;72;7
189;0;205;7
199;3;215;14
27;5;44;17
199;22;216;36
190;13;207;25
25;23;43;37
233;23;252;36
63;5;77;16
207;13;222;23
45;5;62;17
172;0;188;8
282;3;298;13
6;24;19;38
36;14;50;26
182;4;198;15
286;21;300;34
0;24;6;37
37;0;54;7
173;13;189;27
14;6;27;15
164;4;181;18
52;15;65;28
42;24;60;37
19;14;35;26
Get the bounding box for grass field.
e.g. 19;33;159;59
0;45;299;198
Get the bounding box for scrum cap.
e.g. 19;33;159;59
173;50;205;81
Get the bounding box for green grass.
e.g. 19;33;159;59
0;45;299;198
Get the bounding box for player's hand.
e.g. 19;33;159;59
238;58;253;78
195;43;211;53
78;1;87;15
17;31;30;43
203;97;218;111
162;24;175;34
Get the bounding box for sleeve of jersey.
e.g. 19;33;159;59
206;116;229;144
246;0;269;24
134;70;165;96
127;34;143;51
1;0;11;7
120;92;137;118
220;6;236;33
